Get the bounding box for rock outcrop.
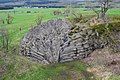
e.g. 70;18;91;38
20;19;106;64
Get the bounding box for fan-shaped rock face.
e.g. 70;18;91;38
20;19;105;64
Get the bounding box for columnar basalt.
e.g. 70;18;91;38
20;19;107;64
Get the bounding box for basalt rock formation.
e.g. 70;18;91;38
20;19;107;64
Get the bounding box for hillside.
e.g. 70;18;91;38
0;4;120;80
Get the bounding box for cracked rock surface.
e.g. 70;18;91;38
20;19;106;64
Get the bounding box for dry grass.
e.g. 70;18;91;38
83;47;120;79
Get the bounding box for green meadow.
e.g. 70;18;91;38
0;8;120;80
0;8;120;46
0;8;63;46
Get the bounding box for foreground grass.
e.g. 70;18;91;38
1;55;94;80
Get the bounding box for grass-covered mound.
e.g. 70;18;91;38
1;55;95;80
91;21;120;35
90;20;120;52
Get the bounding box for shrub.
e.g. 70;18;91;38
6;14;14;24
0;27;10;52
91;21;120;35
53;10;62;16
0;18;4;24
27;11;31;13
109;16;120;21
67;13;82;24
35;15;43;25
91;21;120;52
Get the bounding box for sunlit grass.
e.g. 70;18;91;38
0;8;120;46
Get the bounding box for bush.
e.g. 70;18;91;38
91;21;120;52
67;12;91;25
109;16;120;21
35;15;43;25
6;14;14;24
0;27;10;52
0;18;4;24
67;13;83;24
27;11;31;13
91;21;120;35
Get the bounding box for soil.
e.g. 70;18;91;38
83;47;120;79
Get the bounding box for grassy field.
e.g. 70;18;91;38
0;8;64;46
2;56;94;80
0;8;120;46
0;8;120;80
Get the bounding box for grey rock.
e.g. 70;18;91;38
83;44;90;48
20;19;108;65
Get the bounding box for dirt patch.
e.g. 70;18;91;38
0;51;6;78
0;67;4;75
83;47;120;79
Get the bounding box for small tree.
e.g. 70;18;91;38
85;0;91;10
92;0;112;21
99;0;112;19
6;14;14;24
0;28;9;52
35;15;43;25
53;10;62;16
0;18;4;24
